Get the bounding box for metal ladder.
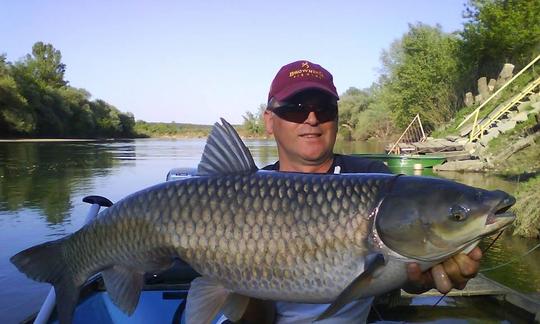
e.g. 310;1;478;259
458;53;540;142
469;76;540;141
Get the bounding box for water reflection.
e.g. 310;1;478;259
479;232;540;293
434;171;520;193
244;139;278;168
334;139;386;155
0;141;122;223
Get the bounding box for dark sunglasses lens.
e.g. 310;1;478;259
273;108;309;123
273;105;337;123
316;107;337;123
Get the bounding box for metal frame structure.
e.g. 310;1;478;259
387;114;426;155
458;54;540;142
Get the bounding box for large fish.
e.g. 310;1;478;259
11;119;515;324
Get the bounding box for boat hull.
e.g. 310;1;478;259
353;154;446;169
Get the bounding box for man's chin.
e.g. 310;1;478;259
299;151;333;165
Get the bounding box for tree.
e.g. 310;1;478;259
57;87;94;136
379;23;462;130
1;43;139;138
118;112;136;137
9;44;68;136
24;42;67;88
337;87;372;140
91;99;122;137
242;104;266;136
461;0;540;77
0;55;35;135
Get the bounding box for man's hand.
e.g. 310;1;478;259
404;247;482;294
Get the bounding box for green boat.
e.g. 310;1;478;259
353;153;446;169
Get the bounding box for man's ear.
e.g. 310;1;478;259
263;110;274;135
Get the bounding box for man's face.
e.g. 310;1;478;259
264;90;338;169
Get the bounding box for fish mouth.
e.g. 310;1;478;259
484;194;516;233
447;198;516;261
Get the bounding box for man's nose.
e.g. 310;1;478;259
304;111;319;125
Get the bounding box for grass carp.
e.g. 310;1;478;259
11;119;515;323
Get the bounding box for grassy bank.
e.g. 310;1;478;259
480;109;539;238
512;175;540;238
134;121;212;138
133;121;269;139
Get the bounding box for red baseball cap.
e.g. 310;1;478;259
268;60;339;102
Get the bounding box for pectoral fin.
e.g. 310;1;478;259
186;276;250;324
101;265;144;315
316;253;386;321
221;292;250;322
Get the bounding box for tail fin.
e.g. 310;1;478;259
11;238;82;324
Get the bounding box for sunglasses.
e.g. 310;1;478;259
271;103;338;123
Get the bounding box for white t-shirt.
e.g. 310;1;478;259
216;297;373;324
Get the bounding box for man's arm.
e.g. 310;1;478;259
403;247;482;294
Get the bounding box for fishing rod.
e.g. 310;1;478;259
432;229;506;307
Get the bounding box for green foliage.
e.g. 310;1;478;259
242;104;266;136
0;42;137;138
0;142;117;223
380;23;463;131
0;57;34;134
513;175;540;238
344;1;540;141
24;42;67;88
461;0;540;78
356;88;395;140
338;86;394;140
134;121;211;138
338;87;371;138
433;69;539;139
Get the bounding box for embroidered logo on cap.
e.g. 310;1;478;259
289;61;325;80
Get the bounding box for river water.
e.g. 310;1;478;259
0;138;538;323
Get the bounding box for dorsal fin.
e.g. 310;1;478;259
197;118;258;175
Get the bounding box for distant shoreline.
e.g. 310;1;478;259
0;138;105;142
0;135;271;142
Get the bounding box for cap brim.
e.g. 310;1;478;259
272;81;339;102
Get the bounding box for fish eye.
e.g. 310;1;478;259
475;191;483;201
449;205;468;222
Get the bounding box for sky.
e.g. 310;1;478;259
1;0;467;125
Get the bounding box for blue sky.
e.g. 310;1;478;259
1;1;467;124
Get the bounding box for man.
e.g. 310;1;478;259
236;60;481;323
219;60;481;323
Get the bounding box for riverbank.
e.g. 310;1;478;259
0;138;104;142
0;133;270;142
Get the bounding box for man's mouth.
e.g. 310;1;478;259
299;133;322;138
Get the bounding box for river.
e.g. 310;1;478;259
0;138;538;323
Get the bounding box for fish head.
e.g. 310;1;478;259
375;176;515;261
